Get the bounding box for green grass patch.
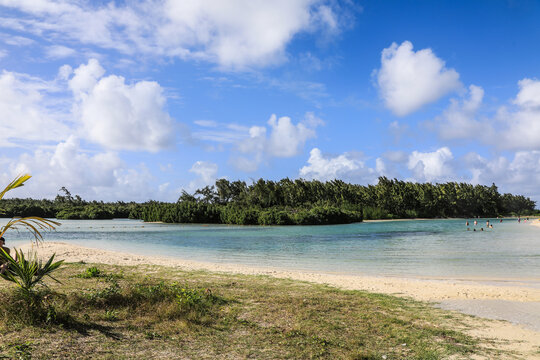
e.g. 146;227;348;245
0;262;500;359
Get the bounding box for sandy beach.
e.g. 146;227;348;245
17;234;540;359
19;241;540;303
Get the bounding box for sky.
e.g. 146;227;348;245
0;0;540;203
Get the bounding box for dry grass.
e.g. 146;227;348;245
0;262;503;359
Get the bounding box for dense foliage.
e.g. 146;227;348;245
0;178;537;225
0;187;138;220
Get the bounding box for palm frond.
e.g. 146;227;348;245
0;174;31;200
0;217;60;244
0;248;63;292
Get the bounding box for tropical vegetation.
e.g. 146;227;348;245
0;177;536;225
0;175;63;323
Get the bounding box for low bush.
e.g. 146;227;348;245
77;266;102;278
70;278;223;323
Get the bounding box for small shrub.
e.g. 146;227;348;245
78;266;102;278
5;342;33;360
71;280;224;324
0;288;58;325
85;279;122;304
104;309;119;322
176;287;212;312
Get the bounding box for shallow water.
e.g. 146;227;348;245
2;218;539;279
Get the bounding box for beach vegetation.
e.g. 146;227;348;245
77;266;103;278
0;249;63;296
0;174;63;324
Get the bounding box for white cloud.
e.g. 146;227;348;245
0;0;347;70
0;137;159;201
69;59;175;152
407;147;454;182
0;70;69;146
0;33;34;46
232;113;322;171
267;114;318;157
0;59;176;152
46;44;76;59
192;122;249;144
513;78;540;109
426;78;540;151
376;41;461;116
193;120;218;128
435;85;486;140
299;147;377;183
465;151;540;202
188;161;218;190
498;78;540;150
57;64;72;80
68;58;105;96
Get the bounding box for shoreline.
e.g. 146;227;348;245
17;241;540;358
19;241;540;303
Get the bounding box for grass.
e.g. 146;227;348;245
0;262;501;359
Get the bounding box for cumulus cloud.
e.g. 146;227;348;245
434;85;486;140
68;59;105;96
465;151;540;201
267;114;320;157
376;41;461;116
0;59;175;152
0;70;69;146
188;161;218;190
427;78;540;152
299;148;378;183
407;147;454;182
232;113;322;171
0;0;348;69
0;137;160;201
69;59;175;152
498;78;540;150
513;78;540;108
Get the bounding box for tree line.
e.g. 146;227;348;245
0;178;536;225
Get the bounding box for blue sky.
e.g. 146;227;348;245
1;0;540;203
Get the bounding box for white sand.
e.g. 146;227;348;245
19;241;540;303
17;240;540;359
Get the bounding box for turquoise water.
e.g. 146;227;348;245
2;218;539;279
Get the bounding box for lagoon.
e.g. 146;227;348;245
3;218;539;280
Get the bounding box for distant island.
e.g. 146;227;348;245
0;177;537;225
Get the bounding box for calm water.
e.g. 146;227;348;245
2;218;539;279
